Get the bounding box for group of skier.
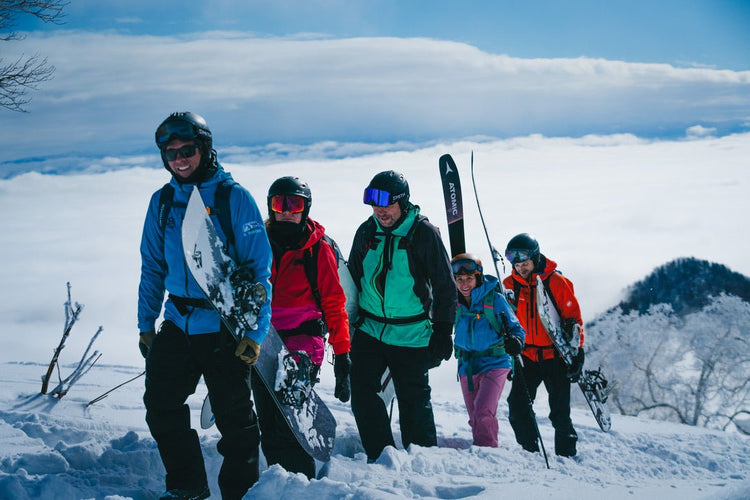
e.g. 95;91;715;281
137;112;586;499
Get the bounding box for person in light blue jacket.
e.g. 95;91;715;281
452;253;525;448
137;112;272;500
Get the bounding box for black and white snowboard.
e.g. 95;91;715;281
535;276;612;432
182;186;336;461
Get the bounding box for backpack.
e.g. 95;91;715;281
158;179;238;247
301;233;344;316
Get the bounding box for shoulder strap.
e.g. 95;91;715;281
541;272;562;317
482;292;504;334
303;233;343;310
211;179;238;248
302;239;324;311
157;183;174;230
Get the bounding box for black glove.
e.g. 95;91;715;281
561;318;580;344
503;334;523;356
567;347;585;382
428;322;454;367
333;353;351;403
139;331;155;359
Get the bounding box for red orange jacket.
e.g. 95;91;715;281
503;255;583;362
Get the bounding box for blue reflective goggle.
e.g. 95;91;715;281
451;258;482;275
156;120;197;147
506;248;534;264
363;187;395;207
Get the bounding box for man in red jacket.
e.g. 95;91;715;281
503;233;584;457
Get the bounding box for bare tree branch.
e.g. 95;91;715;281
0;0;68;111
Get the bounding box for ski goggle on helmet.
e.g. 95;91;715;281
363;188;407;207
505;248;535;265
451;255;483;276
270;194;306;214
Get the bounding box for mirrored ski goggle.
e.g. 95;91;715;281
451;258;482;275
506;248;534;264
362;187;394;207
270;194;306;214
156;120;196;147
163;144;199;162
363;187;406;207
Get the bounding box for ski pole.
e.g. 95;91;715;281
470;152;549;468
513;355;550;469
86;370;145;407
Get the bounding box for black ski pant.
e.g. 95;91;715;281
144;321;260;499
251;373;316;479
507;354;578;456
350;330;437;462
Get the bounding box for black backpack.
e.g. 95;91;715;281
158;179;238;247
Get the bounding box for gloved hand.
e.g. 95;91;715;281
428;322;454;367
503;334;523;356
566;347;585;382
561;318;581;344
235;336;261;365
139;331;155;359
333;353;351;403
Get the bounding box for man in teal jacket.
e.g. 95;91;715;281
138;112;272;500
348;170;456;462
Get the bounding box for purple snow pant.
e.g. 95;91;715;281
459;368;511;448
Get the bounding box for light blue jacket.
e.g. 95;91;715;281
454;275;525;377
137;165;272;345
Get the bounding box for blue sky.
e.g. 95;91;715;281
3;0;750;163
15;0;750;70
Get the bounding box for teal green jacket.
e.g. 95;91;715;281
348;206;456;347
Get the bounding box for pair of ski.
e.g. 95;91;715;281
438;153;612;437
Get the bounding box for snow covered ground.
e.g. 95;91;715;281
1;361;748;499
1;133;749;499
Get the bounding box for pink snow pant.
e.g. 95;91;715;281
460;368;511;448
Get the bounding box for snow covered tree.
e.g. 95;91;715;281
587;294;750;431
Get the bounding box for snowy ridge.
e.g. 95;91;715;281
1;362;748;499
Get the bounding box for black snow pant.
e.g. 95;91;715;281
144;321;260;500
507;354;578;456
251;373;316;479
350;330;437;462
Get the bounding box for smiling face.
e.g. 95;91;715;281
455;273;477;299
164;139;201;179
514;259;535;280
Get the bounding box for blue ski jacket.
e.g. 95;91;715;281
454;275;525;377
137;165;272;345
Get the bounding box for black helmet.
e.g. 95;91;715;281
505;233;540;265
267;176;312;224
451;253;484;285
364;170;410;209
155;112;216;182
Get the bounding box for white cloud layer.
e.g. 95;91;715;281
3;31;750;161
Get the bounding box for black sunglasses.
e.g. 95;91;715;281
163;144;199;162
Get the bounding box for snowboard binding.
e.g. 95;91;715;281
581;368;613;403
275;351;319;409
229;268;267;331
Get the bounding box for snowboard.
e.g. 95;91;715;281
182;186;336;461
535;275;612;432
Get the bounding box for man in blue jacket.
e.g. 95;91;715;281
138;112;272;500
